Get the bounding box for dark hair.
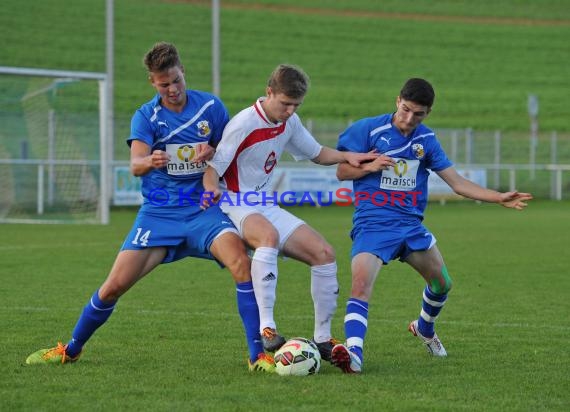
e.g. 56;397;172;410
400;78;435;108
267;64;309;99
143;42;183;73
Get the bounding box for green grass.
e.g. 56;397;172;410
1;0;569;132
1;201;569;411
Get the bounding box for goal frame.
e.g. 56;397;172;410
0;66;110;224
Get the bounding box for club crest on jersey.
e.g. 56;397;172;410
412;143;425;159
177;145;196;161
264;151;277;174
197;120;211;137
394;159;409;177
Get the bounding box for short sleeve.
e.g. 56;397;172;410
426;136;453;172
337;119;370;153
284;117;322;161
128;109;154;147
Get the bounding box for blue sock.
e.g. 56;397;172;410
417;286;447;338
236;281;263;363
344;297;368;362
66;290;116;357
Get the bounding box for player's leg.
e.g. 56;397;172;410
209;230;273;371
26;247;166;365
281;223;340;360
71;248;166;353
220;202;285;350
239;213;285;351
405;244;451;356
331;251;383;373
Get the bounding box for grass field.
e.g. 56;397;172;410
1;201;569;411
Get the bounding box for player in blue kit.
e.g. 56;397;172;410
25;42;274;372
330;78;533;373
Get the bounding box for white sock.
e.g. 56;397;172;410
311;262;339;342
251;247;279;332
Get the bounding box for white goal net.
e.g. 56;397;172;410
0;67;110;224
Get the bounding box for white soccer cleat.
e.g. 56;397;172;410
408;320;447;357
331;343;362;373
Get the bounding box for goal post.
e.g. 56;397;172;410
0;66;110;224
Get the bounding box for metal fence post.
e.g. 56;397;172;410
465;128;473;165
550;131;558;199
494;130;501;189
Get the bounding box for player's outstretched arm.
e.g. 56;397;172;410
498;191;533;210
312;147;379;166
437;167;533;210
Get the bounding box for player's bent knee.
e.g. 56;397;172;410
264;226;280;247
350;275;373;300
98;283;127;302
317;242;335;264
430;265;453;295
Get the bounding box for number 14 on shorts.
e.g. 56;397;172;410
132;228;151;246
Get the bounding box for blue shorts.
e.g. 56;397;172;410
351;220;436;264
121;204;238;264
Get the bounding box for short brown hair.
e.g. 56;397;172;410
267;64;309;99
143;42;183;73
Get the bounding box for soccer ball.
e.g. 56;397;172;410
274;337;321;376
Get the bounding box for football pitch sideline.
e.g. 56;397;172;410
1;201;568;411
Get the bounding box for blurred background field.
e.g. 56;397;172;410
1;0;569;132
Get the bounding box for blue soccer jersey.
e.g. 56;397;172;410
337;113;452;226
128;90;229;209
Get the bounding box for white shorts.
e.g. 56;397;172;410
219;198;305;250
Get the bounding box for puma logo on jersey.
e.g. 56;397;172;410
380;136;392;145
158;121;168;128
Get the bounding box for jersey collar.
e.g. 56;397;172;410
254;97;280;126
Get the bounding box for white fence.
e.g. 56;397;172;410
2;104;569;224
108;161;569;207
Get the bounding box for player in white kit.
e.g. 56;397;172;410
203;64;378;361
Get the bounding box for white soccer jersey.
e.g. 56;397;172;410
209;97;322;193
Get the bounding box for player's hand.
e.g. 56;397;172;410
345;150;380;167
499;191;533;210
193;144;215;162
362;154;396;173
200;188;222;209
150;150;170;169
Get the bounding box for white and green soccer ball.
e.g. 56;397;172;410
274;337;321;376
